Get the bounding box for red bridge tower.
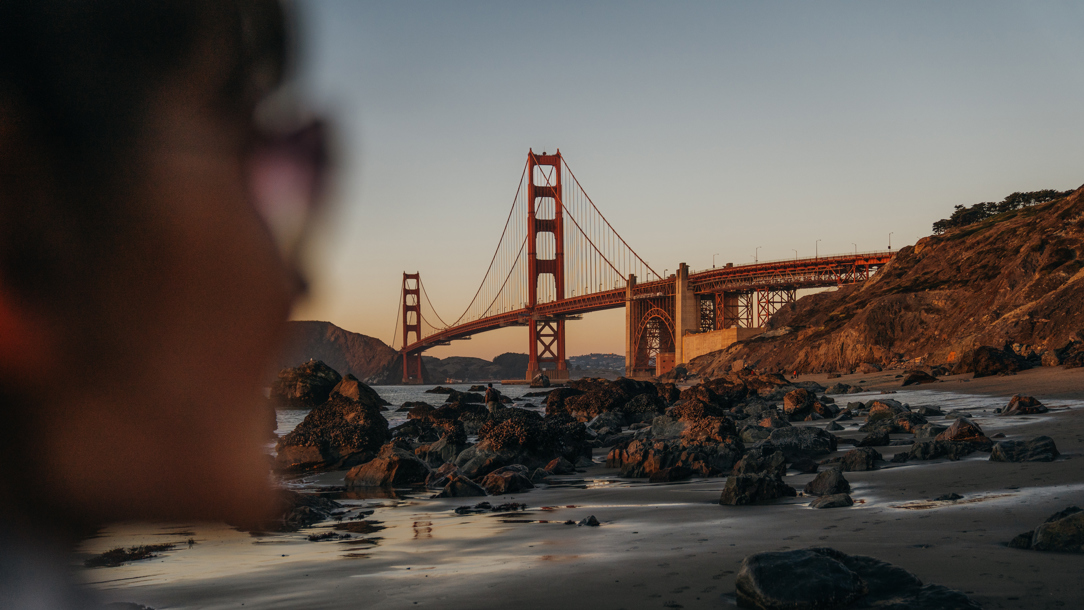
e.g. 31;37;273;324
401;272;424;383
526;150;569;381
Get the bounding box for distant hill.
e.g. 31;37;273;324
276;321;401;384
423;352;529;382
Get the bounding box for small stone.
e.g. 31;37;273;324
578;515;600;527
810;493;853;509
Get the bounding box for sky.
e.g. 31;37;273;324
287;1;1084;361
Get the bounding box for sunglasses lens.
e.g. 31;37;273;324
247;120;328;258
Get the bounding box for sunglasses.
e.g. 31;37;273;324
245;118;330;261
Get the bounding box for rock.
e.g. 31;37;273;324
719;472;796;505
443;390;483;404
804;469;850;496
578;515;600;527
867;399;907;422
653;382;681;404
951;345;1028;378
479;465;535;495
544;456;576;475
935;418;992;448
990;436;1060;462
1031;507;1084;552
735;548;867;609
668;398;727;421
529;468;550;484
733;445;787;478
825;382;859;395
782;388;816;420
345;443;432;488
735;547;981;610
856;430;891;447
913;423;948;439
826;421;844;431
1041;350;1061;367
543;387;584;416
648;466;693;483
607;436;743;478
827;372;841;379
892;411;929;434
739;425;772;444
1001;394;1048;416
857;362;882;374
271;360;343;409
245;490;344;533
934;493;963;501
767;426;838;459
587;411;626;432
618;392;667;423
789;457;819;474
901;370;937;386
647;415;688;439
331;374;389;406
916;405;944;417
908;440;982;461
530;372;550;388
425;386;456;394
810;493;854;509
841;447;882;471
435;473;487;498
274;394;391;471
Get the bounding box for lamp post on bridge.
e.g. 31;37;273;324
713;253;719;268
755;246;761;263
792;249;798;261
852;243;857;255
815;239;821;259
888;232;894;250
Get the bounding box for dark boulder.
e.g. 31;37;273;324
479;465;535;495
901;370;937;386
841;447;882;471
544;456;576;475
530;372;550;388
733;445;787;478
719;472;796;505
606;437;743;478
331;374;389;406
804;469;850;496
909;440;982;461
782;388;816;420
702;376;749;406
810;493;854;509
435;473;487;498
1001;394;1048;416
618;392;667;423
648;466;693;483
735;547;980;610
767;426;838;459
443;390;483;404
345;443;432;488
857;362;882;374
935;418;992;448
243;490;344;532
990;436;1059;462
856;430;891;447
867;399;907;422
825;382;860;395
425;386;456;394
1011;507;1084;552
667;398;727;421
544;387;585;416
789;457;819;474
271;360;343;409
654;382;681;404
274;394;390;471
951;345;1028;378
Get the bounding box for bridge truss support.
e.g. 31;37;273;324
713;288;795;330
401;273;424;384
527;317;568;381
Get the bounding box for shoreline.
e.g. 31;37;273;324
82;372;1084;610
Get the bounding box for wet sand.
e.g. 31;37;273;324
82;371;1084;609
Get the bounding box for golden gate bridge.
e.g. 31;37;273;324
394;150;894;383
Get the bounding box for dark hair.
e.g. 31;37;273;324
0;0;287;302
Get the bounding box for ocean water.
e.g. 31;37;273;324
274;383;549;436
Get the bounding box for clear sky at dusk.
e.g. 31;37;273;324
288;1;1084;360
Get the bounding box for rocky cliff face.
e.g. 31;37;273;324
277;321;401;385
690;185;1084;376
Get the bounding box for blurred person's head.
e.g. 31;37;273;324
0;0;311;535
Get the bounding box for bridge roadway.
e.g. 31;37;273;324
403;250;896;357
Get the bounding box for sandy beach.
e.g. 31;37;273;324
81;367;1084;610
